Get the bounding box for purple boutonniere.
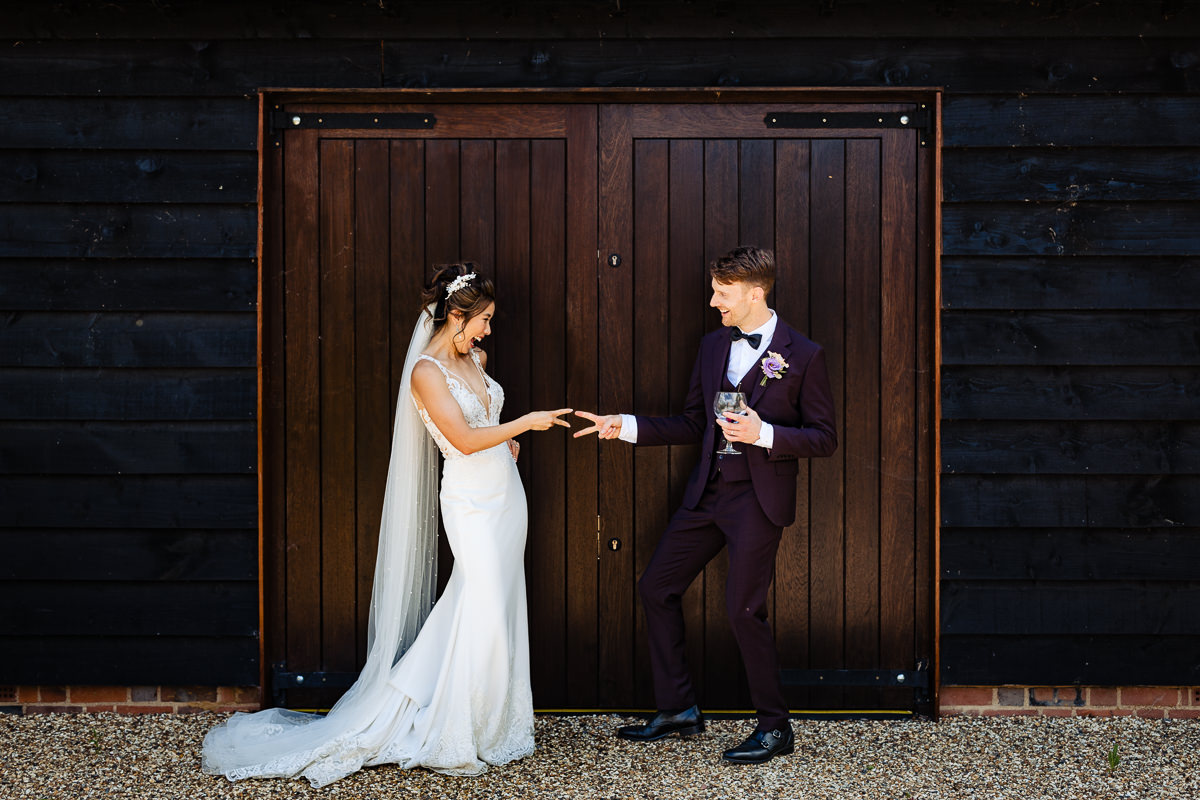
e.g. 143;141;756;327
759;351;789;387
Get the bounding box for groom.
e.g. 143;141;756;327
575;246;837;764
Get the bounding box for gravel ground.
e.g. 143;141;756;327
1;712;1197;799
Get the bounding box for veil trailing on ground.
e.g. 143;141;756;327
202;306;440;785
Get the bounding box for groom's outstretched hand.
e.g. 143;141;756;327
573;411;623;440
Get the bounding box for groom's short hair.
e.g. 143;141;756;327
710;246;775;295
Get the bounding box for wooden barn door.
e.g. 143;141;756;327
594;103;936;713
264;94;935;713
262;104;599;709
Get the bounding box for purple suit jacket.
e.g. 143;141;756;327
634;319;838;528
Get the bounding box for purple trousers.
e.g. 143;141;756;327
637;472;788;731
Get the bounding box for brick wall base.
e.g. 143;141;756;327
6;684;1198;718
0;685;261;715
941;685;1200;719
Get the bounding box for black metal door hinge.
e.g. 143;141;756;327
269;112;437;133
270;664;359;706
765;108;932;146
780;666;929;688
781;659;932;709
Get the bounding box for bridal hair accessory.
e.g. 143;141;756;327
445;272;477;298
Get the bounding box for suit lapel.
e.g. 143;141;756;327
747;322;793;408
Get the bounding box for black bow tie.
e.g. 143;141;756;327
730;327;762;349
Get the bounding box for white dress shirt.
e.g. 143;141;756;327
619;311;777;448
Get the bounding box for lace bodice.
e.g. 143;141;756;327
414;352;505;459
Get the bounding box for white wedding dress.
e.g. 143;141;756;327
202;322;535;787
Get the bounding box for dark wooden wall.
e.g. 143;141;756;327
1;0;1197;689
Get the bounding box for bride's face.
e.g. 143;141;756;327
452;302;495;353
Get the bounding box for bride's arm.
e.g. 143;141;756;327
411;360;569;454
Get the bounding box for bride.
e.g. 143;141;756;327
202;264;572;787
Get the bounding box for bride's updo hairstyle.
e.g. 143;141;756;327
421;262;497;340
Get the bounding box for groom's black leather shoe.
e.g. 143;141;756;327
721;725;795;764
616;705;705;742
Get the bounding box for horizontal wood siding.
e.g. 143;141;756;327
0;35;262;686
1;0;1197;689
937;91;1200;681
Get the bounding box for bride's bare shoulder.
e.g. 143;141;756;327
411;357;444;387
473;346;488;369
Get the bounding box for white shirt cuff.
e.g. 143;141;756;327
754;421;774;449
618;414;638;443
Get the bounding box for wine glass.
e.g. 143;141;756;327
713;391;748;455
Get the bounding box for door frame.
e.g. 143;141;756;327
256;87;943;715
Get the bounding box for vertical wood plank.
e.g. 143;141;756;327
564;104;599;708
738;139;775;256
633;138;671;708
262;122;287;695
702;137;744;708
916;110;940;715
808;138;846;709
318;138;357;675
353;139;391;662
386;140;432;614
667;138;708;708
390;139;425;417
528;138;567;706
737;137;778;685
283;129;321;680
257;92;269;694
880;127;918;708
597;104;635;705
773;138;812;709
844;137;882;708
495;140;531;433
424;138;460;598
425;139;460;266
460;139;496;273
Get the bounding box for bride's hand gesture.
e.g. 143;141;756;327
523;408;574;432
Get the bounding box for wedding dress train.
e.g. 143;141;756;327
202;329;534;787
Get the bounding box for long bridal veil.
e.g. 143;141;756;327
202;307;439;784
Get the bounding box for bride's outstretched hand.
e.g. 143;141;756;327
524;408;574;432
573;411;622;439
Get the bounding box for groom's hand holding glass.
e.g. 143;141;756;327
716;403;764;445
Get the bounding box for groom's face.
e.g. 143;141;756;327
710;278;758;329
